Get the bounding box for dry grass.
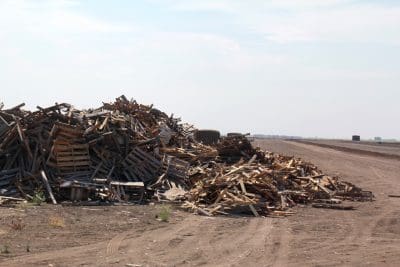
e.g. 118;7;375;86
48;216;65;228
15;202;35;210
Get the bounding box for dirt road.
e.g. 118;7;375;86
1;140;400;266
294;139;400;159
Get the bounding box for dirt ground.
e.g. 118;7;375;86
310;140;400;154
1;140;400;267
295;139;400;159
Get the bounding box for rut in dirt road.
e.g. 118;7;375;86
107;216;275;267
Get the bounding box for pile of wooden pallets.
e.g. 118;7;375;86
0;96;374;216
0;96;194;202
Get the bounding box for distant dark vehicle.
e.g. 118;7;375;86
226;132;255;142
227;132;242;137
194;130;221;145
352;135;361;141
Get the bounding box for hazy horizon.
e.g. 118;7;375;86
1;0;399;140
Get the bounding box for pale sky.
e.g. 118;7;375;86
0;0;399;139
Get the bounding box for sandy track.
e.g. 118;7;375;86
292;139;400;160
108;215;275;266
303;140;400;156
2;140;400;266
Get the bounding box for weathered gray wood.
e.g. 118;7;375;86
40;170;57;204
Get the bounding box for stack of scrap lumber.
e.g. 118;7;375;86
184;152;373;216
0;96;195;202
0;96;373;216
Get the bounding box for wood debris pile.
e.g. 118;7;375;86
0;96;197;203
216;133;265;163
0;96;373;216
184;151;374;216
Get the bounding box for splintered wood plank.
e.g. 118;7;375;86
40;170;57;205
239;180;247;194
249;204;260;217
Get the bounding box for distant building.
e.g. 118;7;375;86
352;135;361;141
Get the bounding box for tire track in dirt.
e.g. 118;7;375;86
222;218;273;267
106;231;128;255
352;166;400;257
269;219;290;266
110;216;275;266
260;143;385;264
304;164;399;263
166;217;271;266
318;163;380;256
105;217;196;263
117;216;215;266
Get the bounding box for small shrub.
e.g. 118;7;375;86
31;190;45;205
157;206;171;222
48;216;65;228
